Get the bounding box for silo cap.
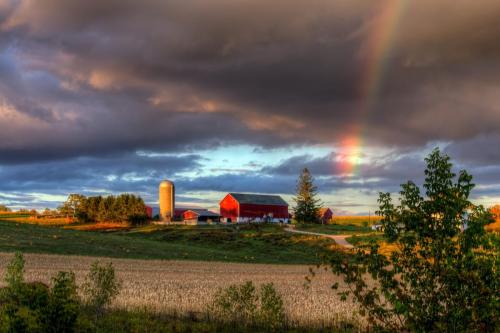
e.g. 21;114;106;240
159;180;174;187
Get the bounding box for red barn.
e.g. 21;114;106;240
182;209;220;224
145;205;153;219
219;193;289;223
318;207;333;224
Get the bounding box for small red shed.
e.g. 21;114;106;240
183;209;220;224
318;207;333;224
219;193;289;223
145;205;153;219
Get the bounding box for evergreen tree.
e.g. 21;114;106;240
293;168;321;223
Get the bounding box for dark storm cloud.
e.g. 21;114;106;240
0;0;499;210
444;135;500;166
0;0;500;164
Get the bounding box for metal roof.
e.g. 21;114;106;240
228;193;288;206
184;209;220;217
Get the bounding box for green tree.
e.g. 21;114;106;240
330;148;499;332
293;168;321;223
59;194;85;219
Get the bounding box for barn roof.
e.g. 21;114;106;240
319;207;332;214
228;193;288;206
184;209;220;217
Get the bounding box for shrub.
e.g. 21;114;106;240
330;149;499;332
44;272;80;333
4;252;25;292
211;281;286;329
81;261;122;320
212;281;258;323
259;283;286;328
127;213;149;226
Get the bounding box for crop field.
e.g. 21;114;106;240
0;252;363;328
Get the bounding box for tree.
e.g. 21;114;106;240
330;148;499;332
0;204;11;212
293;168;321;223
490;205;500;221
59;194;85;219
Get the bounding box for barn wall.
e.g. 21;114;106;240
220;194;239;222
183;211;199;220
239;203;288;219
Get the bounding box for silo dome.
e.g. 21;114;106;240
159;180;175;221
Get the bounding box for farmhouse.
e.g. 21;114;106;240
318;207;333;224
220;193;289;223
182;209;221;224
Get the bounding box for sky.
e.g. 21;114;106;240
1;0;500;214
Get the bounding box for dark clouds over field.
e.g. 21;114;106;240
0;0;499;211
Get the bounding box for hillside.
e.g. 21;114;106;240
0;220;339;264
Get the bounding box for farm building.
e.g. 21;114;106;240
182;209;220;224
145;205;153;219
318;207;333;224
219;193;289;223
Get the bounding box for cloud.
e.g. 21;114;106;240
0;0;498;165
0;0;499;211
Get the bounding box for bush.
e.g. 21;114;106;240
4;252;25;292
82;261;122;321
259;283;286;328
0;253;80;333
44;272;80;333
330;149;499;332
127;213;149;226
211;281;286;329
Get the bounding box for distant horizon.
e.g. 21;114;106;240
1;1;499;214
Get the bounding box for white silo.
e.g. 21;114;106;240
159;180;175;222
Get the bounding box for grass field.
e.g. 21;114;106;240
294;223;372;235
330;215;382;226
0;220;339;264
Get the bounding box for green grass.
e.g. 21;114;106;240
294;223;372;235
0;213;33;219
346;233;385;246
0;220;336;264
82;307;359;333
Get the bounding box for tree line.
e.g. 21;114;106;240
58;194;149;224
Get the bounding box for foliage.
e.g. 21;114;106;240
81;261;122;320
330;148;499;332
211;281;286;328
0;253;80;333
259;283;286;328
0;204;11;212
59;193;148;223
490;205;500;218
293;168;321;224
44;272;80;333
4;252;25;291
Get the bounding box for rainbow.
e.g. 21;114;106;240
338;0;408;175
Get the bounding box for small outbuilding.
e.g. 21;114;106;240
318;207;333;224
145;205;153;219
182;209;220;224
219;193;289;223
